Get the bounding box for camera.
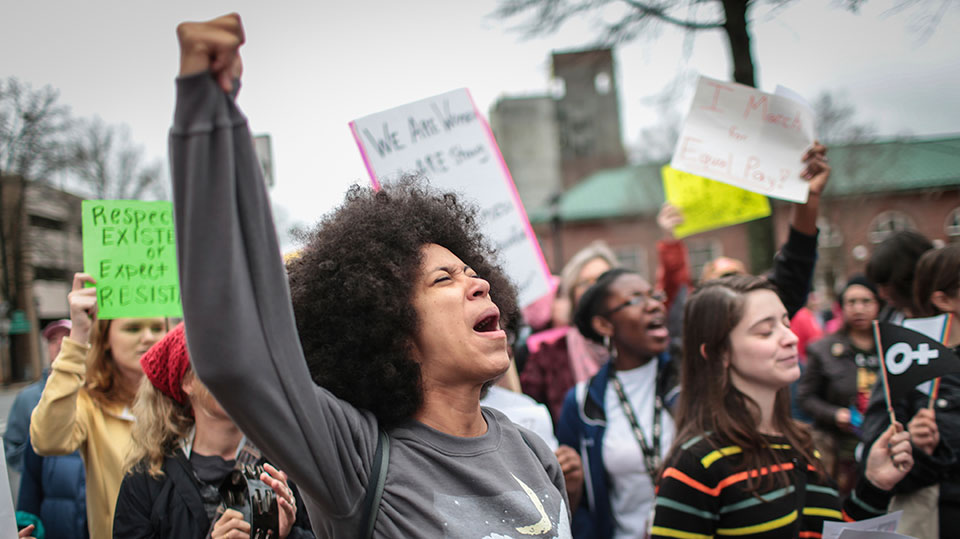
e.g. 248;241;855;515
219;463;279;538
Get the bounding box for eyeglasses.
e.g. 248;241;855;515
843;297;877;307
604;290;667;316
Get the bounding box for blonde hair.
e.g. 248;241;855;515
124;371;198;478
558;241;619;307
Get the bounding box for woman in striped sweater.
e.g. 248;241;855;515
651;275;913;539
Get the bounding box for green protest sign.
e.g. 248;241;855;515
81;200;182;319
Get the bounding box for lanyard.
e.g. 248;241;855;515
609;368;663;476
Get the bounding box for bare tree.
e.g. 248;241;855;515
65;117;166;200
629;72;698;163
0;78;73;316
812;91;876;145
494;1;805;87
0;77;72;179
842;0;956;39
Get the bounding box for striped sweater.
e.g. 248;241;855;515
651;434;892;538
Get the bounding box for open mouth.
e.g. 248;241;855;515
474;312;500;333
646;318;669;338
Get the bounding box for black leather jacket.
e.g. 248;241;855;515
797;331;879;433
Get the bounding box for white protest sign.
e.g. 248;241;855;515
822;511;903;539
350;89;552;308
670;75;816;203
0;444;18;538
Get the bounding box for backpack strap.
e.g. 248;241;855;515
361;428;390;539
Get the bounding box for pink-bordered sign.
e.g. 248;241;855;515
349;88;553;308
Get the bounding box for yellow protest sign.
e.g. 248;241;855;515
662;165;771;239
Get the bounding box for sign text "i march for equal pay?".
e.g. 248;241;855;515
671;76;816;203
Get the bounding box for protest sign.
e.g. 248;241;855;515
670;75;816;203
822;511;903;539
874;321;960;415
0;445;16;538
82;200;182;319
661;165;770;238
350;88;552;308
903;314;951;403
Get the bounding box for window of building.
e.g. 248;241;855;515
29;214;65;231
868;211;915;244
817;217;843;248
549;77;566;99
33;266;69;281
687;239;722;282
594;72;611;95
613;245;649;280
945;207;960;237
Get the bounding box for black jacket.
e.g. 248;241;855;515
113;453;314;538
862;367;960;537
797;331;878;432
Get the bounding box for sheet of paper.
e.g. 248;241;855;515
822;511;903;539
0;444;19;538
350;88;552;308
81;200;182;319
837;531;914;539
670;75;816;203
661;165;770;238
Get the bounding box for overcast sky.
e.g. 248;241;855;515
3;0;958;247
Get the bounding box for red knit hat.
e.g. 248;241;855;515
139;322;190;405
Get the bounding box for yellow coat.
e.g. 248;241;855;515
30;337;135;539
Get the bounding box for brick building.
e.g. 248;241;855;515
529;135;960;299
490;47;627;212
0;175;83;383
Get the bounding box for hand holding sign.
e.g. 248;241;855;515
801;142;830;196
874;320;960;439
67;273;98;345
864;423;913;489
661;166;771;238
656;203;684;238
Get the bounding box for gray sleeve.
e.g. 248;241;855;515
169;72;377;519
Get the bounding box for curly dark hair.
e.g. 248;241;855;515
573;268;634;343
286;178;519;427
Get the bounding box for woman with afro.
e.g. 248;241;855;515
170;13;570;538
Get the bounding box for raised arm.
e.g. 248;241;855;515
171;14;376;518
654;203;692;312
29;274;96;456
769;142;829;318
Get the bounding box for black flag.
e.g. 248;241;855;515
875;321;960;403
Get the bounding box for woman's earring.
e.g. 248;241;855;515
603;335;617;359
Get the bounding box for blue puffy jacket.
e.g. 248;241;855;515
18;439;87;539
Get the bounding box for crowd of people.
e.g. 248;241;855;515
1;12;956;539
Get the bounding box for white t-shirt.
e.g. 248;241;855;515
482;386;559;451
602;360;676;539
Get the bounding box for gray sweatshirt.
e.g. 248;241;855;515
170;72;570;538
